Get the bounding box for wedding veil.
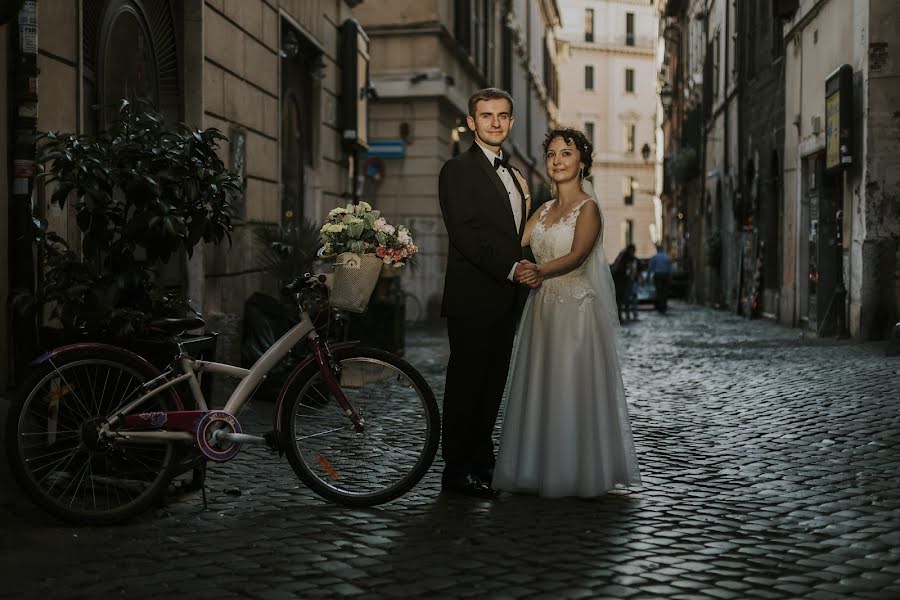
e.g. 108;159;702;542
581;177;621;327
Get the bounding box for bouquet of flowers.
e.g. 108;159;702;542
320;201;418;267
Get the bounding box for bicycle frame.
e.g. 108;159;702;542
94;310;362;446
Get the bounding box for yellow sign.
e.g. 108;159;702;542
825;92;840;170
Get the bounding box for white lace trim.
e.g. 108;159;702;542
540;276;597;311
532;199;597;311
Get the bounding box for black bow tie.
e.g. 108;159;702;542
493;156;510;170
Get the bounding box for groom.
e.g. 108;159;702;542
438;88;539;498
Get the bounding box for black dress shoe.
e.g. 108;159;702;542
441;473;498;499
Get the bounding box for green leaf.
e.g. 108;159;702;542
346;220;365;239
50;185;73;208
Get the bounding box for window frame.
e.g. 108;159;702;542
585;8;594;42
623;123;635;153
626;12;635;46
623;176;635;205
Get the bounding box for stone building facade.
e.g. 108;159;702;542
659;0;899;339
352;0;562;321
781;0;900;339
736;0;786;319
557;0;659;260
1;0;366;385
658;0;713;304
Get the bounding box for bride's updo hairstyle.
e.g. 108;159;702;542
542;127;594;178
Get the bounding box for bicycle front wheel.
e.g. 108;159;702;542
279;347;439;506
5;348;182;525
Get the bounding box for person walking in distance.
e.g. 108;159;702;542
437;88;537;498
611;244;636;323
648;245;674;313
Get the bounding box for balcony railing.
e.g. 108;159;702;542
570;34;655;50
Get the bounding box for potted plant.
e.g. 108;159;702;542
240;218;329;395
15;100;239;348
251;218;324;286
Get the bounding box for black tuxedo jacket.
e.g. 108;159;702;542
439;143;535;318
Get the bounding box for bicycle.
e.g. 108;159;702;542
5;275;440;525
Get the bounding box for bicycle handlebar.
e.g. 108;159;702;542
281;274;328;298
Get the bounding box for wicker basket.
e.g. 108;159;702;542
329;252;383;313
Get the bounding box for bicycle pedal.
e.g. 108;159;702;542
263;430;282;455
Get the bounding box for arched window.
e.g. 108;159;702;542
83;0;181;131
81;0;183;288
102;8;158;110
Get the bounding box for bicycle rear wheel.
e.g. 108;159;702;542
5;347;182;525
279;347;439;506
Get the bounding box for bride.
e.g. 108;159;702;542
492;127;641;497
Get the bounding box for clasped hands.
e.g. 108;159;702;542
514;260;543;288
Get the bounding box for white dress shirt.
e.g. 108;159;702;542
476;141;523;281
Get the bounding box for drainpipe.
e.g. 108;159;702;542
723;0;731;311
700;0;709;303
525;1;532;178
9;1;38;383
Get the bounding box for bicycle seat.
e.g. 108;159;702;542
145;316;206;334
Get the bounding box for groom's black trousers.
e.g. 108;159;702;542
442;312;518;479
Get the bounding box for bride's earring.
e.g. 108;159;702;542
579;165;584;181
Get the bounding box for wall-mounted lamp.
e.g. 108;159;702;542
659;82;674;113
281;29;300;59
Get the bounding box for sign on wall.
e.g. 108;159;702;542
825;64;853;173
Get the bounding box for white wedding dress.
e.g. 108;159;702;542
492;189;641;497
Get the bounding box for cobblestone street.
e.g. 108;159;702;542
2;303;899;599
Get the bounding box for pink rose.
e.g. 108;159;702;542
376;247;386;257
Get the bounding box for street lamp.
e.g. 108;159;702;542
659;82;674;113
281;29;300;59
641;143;651;162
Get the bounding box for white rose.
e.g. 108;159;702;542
373;217;386;231
397;230;411;244
383;224;396;235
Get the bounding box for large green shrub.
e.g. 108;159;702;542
18;101;240;336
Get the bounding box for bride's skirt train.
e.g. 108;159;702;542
492;290;642;498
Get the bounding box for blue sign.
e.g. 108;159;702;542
363;140;406;158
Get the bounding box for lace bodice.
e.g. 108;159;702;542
531;199;597;309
